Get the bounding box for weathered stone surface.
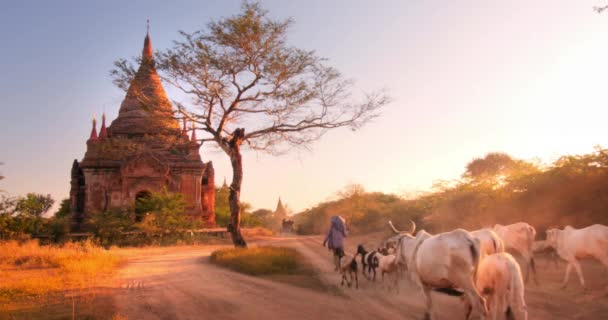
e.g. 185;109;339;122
70;31;215;230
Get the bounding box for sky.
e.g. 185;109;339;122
1;1;608;214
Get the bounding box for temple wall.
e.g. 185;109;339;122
82;168;122;214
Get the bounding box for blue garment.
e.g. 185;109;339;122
323;216;347;250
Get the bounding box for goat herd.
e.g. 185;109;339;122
333;221;608;320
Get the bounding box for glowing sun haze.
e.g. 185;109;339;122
1;0;607;213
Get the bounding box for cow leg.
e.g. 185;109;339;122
561;263;572;288
571;259;585;289
421;285;435;320
451;270;487;319
529;256;538;285
521;252;534;284
598;254;608;273
395;272;400;294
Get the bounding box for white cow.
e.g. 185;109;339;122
471;229;505;258
476;252;528;320
389;221;487;320
493;223;537;284
546;224;608;288
389;220;431;273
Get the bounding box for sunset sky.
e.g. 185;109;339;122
2;1;608;213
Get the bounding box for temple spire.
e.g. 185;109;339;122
142;20;153;62
182;118;188;133
89;116;98;141
107;26;180;136
99;113;108;139
275;197;287;217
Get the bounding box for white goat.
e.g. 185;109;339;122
338;253;359;289
494;223;537;284
546;224;608;288
375;252;399;292
476;252;528;320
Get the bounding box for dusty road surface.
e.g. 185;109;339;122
113;235;608;320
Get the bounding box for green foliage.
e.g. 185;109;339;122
135;188;200;237
214;186;231;227
54;199;71;218
42;216;71;243
88;210;134;247
210;246;298;275
214;186;262;228
0;194;48;238
15;193;54;218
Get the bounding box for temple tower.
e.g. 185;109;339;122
69;30;215;230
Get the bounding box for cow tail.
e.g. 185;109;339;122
469;237;481;280
528;225;537;275
530;256;537;275
509;257;527;314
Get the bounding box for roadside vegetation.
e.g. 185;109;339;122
210;246;298;275
209;246;330;293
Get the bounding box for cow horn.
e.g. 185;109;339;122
409;220;416;234
388;221;400;235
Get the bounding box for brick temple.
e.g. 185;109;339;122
69;30;215;230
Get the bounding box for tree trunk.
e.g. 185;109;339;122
227;128;247;248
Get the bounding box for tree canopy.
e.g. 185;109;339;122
112;2;389;247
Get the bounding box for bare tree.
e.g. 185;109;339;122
595;5;608;13
112;2;390;247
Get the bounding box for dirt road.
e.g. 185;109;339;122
113;235;608;320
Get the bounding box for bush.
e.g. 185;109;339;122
88;210;134;247
134;188;201;245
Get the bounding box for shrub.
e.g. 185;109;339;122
88;210;134;247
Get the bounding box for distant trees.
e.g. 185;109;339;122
112;2;389;247
462;152;539;187
293;147;608;235
215;185;264;228
294;184;417;235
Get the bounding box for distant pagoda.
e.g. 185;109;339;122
69;30;215;230
275;197;287;219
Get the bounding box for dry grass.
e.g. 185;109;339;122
0;239;124;319
210;246;297;275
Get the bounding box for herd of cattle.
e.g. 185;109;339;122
334;221;608;320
